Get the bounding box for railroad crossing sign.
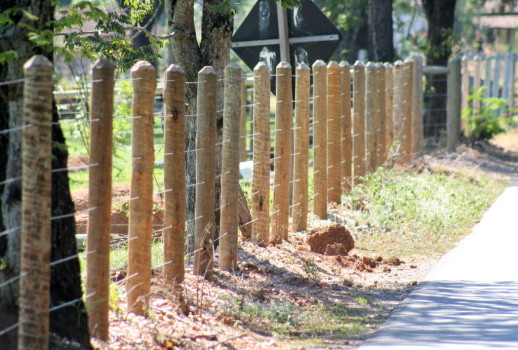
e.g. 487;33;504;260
232;0;341;93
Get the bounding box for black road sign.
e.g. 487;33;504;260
232;0;342;93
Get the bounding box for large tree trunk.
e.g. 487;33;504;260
422;0;457;137
166;0;233;252
368;0;395;62
0;1;91;348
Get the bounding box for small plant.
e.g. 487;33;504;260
462;87;516;142
299;257;320;282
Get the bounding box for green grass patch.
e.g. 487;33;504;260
342;166;508;257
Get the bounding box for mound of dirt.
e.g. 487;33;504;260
73;183;164;236
307;223;354;256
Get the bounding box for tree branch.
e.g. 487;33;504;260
55;26;177;40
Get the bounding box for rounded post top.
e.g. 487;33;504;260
327;61;340;69
353;60;365;67
93;58;115;70
296;63;310;71
166;64;185;73
198;66;216;75
312;60;327;68
394;60;404;67
339;61;350;68
226;61;242;70
276;61;291;69
24;55;52;71
366;61;376;68
383;62;393;68
131;60;155;73
254;61;269;72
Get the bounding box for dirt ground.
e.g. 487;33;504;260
71;137;518;350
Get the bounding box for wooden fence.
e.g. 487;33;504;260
12;53;428;347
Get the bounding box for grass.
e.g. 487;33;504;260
218;295;380;339
341;166;508;257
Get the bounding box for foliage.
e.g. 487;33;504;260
0;0;164;71
462;87;515;141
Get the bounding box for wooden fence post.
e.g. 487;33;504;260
492;55;501;98
163;64;186;284
473;55;482;116
193;66;217;280
18;55;53;350
461;57;469;137
240;78;248;161
327;61;341;203
503;52;515;113
393;60;413;165
127;61;156;316
353;61;366;181
365;62;376;173
292;63;310;232
376;63;387;168
509;53;516;111
340;61;353;192
411;55;424;158
272;62;292;243
251;62;270;246
86;58;115;340
219;62;242;270
384;63;394;162
447;57;462;152
312;60;328;219
483;56;491;100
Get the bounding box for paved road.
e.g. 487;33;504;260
358;182;518;349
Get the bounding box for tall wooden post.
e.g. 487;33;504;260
219;63;242;270
384;63;394;158
492;55;501;98
365;62;376;173
251;62;270;246
353;61;366;180
340;61;353;192
411;55;424;158
484;56;492;100
127;61;156;316
376;63;387;168
193;66;217;280
292;63;310;232
461;57;470;136
272;62;292;243
447;57;462;152
86;58;115;340
393;60;413;165
240;78;248;161
312;60;328;219
163;64;186;284
327;61;341;203
473;55;482;116
18;55;53;350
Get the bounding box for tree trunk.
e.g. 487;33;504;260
0;0;91;348
422;0;457;137
166;0;233;252
368;0;395;62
